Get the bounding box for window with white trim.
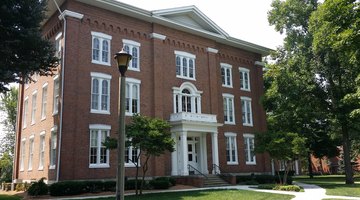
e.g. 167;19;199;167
221;63;233;88
241;97;253;126
125;140;140;167
31;91;37;125
50;126;57;169
55;32;62;58
39;132;45;170
225;133;238;165
239;67;250;91
223;94;235;124
89;124;110;168
20;139;26;171
123;39;140;71
91;72;111;114
175;51;196;80
173;82;202;114
41;84;48;120
125;78;140;116
53;76;60;115
92;32;111;66
28;136;34;170
23;97;28;128
244;134;256;165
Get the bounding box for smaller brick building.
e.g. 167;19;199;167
14;0;272;183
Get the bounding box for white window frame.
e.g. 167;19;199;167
53;75;60;115
221;63;233;88
123;39;141;71
20;138;26;171
125;140;140;167
28;135;34;171
225;132;238;165
38;131;45;170
31;90;37;125
55;32;62;58
91;32;112;66
175;51;196;80
125;78;141;116
49;126;57;169
241;96;253;126
172;82;202;114
41;83;48;120
239;67;251;91
89;124;110;168
23;97;29;128
244;133;256;165
223;93;235;124
91;72;111;114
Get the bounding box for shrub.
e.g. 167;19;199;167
125;179;143;190
15;182;31;191
254;175;276;184
169;177;176;186
49;181;86;196
149;179;171;189
236;175;254;184
273;185;301;192
245;180;259;185
27;178;49;196
275;176;293;185
257;184;276;190
103;181;116;192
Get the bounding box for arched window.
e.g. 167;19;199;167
173;82;202;114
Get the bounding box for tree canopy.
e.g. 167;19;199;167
267;0;359;184
0;0;59;92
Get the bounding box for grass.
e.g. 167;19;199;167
294;175;360;197
73;189;294;200
0;194;22;200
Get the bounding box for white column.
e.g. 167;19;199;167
211;132;219;174
180;131;188;175
171;132;178;175
201;134;208;174
295;160;299;175
271;159;275;175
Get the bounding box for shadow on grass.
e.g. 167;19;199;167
0;194;22;200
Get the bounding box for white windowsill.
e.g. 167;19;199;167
89;164;110;168
227;162;239;165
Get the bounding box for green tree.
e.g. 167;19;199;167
0;0;59;92
309;0;360;184
0;152;13;182
255;131;307;184
0;87;18;156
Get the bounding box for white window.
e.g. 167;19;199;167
123;39;140;71
225;133;238;165
91;32;112;66
41;83;48;120
241;97;253;126
223;94;235;124
53;75;60;115
28;135;34;170
125;142;140;167
31;91;37;125
244;134;256;165
39;132;45;170
89;124;110;168
239;67;250;91
125;78;141;116
20;139;26;171
23;97;28;128
175;51;196;80
50;126;57;169
221;63;233;88
173;82;202;114
55;32;62;58
91;72;111;114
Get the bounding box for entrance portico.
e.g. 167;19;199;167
170;112;222;176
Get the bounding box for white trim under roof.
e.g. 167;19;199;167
46;0;271;56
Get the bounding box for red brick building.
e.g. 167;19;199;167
13;0;271;183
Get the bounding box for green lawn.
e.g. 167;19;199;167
294;175;360;197
0;194;22;200
74;189;294;200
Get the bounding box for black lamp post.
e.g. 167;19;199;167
114;49;132;200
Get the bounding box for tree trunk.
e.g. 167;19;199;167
135;163;139;195
140;156;150;195
277;160;283;185
308;152;314;179
342;125;354;184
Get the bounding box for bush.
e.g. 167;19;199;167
125;179;143;190
273;185;301;192
245;180;259;185
149;179;171;189
257;184;276;190
49;181;86;196
255;175;276;184
275;176;293;185
103;181;116;192
15;182;31;191
236;175;254;184
27;178;49;196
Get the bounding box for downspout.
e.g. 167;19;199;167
53;0;65;182
13;82;24;183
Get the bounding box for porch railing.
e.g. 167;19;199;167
188;164;207;179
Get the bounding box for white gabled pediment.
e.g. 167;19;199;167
152;6;229;38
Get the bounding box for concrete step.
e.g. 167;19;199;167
203;175;231;187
